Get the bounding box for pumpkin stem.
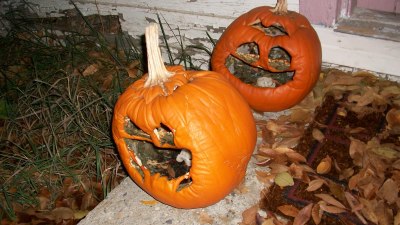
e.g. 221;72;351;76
144;23;174;88
271;0;288;14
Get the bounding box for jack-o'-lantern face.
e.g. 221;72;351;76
112;24;257;209
211;5;322;112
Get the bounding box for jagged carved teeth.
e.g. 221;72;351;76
135;155;143;167
153;128;160;140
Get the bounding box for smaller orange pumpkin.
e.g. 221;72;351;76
112;23;257;208
211;0;322;112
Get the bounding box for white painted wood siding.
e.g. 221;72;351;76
4;0;400;77
27;0;299;68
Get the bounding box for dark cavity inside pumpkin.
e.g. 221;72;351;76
123;118;192;190
226;23;294;88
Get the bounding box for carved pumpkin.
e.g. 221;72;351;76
211;0;322;112
112;23;257;208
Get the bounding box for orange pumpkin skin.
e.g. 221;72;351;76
211;6;322;112
112;65;257;208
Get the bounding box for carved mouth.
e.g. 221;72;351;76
123;117;192;190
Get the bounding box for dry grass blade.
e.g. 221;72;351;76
0;3;139;221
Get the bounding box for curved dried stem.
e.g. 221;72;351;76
271;0;288;14
144;23;174;88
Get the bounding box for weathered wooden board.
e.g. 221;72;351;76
3;0;400;76
335;8;400;42
357;0;399;13
27;0;298;67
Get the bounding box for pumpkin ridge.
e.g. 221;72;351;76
112;23;257;208
211;2;321;111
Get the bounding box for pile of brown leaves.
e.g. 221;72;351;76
2;178;104;225
241;69;400;225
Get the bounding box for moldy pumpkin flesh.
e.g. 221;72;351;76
112;23;257;209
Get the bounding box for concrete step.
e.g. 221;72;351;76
78;157;264;225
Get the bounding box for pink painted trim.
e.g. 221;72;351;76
299;0;339;26
299;0;359;26
338;0;357;17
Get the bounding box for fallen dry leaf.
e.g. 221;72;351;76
311;204;323;225
371;145;399;159
394;211;400;225
288;163;309;182
52;207;74;223
377;178;399;205
241;204;259;225
269;163;289;174
74;210;89;220
306;179;326;192
285;152;307;163
386;108;400;131
255;170;274;184
235;180;250;194
274;172;294;188
293;203;313;225
37;187;51;210
339;167;354;180
276;136;302;149
82;63;99;76
273;146;295;154
349;138;366;166
260;218;275;225
347;88;375;107
277;204;299;217
375;200;393;225
318;202;347;214
81;192;98;210
316;156;332;174
359;198;378;224
344;192;367;224
140;199;158;206
126;60;140;78
199;211;214;224
324;70;364;87
289;108;312;123
380;85;400;98
101;73;113;90
312;128;325;142
314;193;346;209
336;107;347;117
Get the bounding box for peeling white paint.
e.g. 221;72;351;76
1;0;399;77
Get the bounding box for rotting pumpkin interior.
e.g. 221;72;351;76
226;22;294;87
123;118;192;190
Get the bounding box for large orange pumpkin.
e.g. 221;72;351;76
112;23;257;208
211;0;322;112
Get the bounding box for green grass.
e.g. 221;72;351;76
0;1;215;222
0;2;142;221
